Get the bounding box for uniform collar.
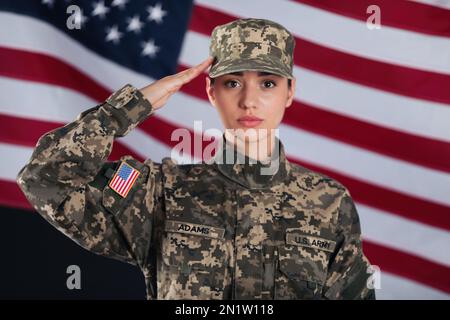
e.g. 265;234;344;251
211;134;291;189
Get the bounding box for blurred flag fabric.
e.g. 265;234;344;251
0;0;449;299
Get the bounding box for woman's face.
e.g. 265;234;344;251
206;70;296;144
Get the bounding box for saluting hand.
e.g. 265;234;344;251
139;56;214;111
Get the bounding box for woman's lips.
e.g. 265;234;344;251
238;116;263;128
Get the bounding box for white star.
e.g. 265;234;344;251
41;0;54;8
73;9;88;28
105;25;123;44
92;1;110;19
146;3;167;24
111;0;128;9
141;39;160;58
127;15;144;33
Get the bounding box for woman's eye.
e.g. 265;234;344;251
263;80;276;88
225;80;240;88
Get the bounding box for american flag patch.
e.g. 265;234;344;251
108;162;140;198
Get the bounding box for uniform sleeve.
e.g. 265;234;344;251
16;84;163;268
322;189;376;300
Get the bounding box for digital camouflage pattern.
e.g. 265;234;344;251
17;84;375;300
209;18;295;79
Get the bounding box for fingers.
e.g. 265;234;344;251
177;56;214;85
148;56;214;110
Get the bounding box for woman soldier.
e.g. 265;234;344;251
17;18;375;300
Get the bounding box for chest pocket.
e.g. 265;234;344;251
160;220;228;300
275;229;334;300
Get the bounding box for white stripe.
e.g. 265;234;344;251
182;31;450;143
0;12;151;91
3;79;450;207
408;0;450;10
0;77;90;123
195;0;450;75
358;204;450;267
377;272;450;299
0;143;33;181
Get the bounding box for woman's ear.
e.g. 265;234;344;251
285;77;296;109
205;76;217;108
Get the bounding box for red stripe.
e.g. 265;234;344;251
363;240;450;294
0;180;32;210
293;0;450;38
190;5;450;104
0;46;109;102
287;154;450;231
178;63;450;174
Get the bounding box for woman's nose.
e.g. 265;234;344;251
239;85;259;110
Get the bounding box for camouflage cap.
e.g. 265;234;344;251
209;18;295;79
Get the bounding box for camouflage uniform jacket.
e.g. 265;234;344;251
17;84;375;300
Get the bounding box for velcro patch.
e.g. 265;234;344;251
108;162;140;198
286;230;337;253
165;220;225;240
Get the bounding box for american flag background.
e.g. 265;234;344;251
0;0;449;299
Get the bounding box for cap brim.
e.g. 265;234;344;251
208;56;293;79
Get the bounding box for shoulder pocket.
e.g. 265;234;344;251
102;157;148;215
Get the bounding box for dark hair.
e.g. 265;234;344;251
209;74;292;88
